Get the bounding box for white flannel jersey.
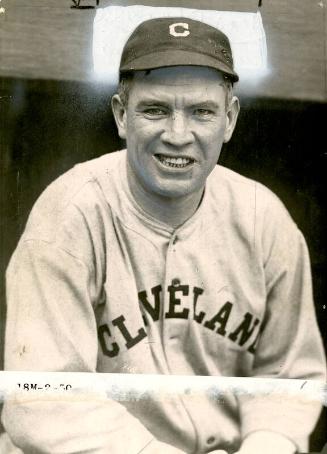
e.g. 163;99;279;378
3;150;326;453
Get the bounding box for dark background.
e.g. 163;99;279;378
0;77;326;450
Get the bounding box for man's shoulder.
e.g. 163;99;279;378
208;164;295;227
76;149;125;179
36;150;124;205
206;165;302;261
55;149;124;192
211;164;284;203
23;150;125;239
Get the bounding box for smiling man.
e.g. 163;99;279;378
2;17;326;454
111;64;238;229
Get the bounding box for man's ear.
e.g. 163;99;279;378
111;94;127;140
223;96;240;143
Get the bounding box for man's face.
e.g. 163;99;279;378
112;66;239;199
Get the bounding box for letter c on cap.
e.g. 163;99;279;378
169;22;190;37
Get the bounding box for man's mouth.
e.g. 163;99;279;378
154;154;195;169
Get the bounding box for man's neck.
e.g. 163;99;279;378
126;162;204;229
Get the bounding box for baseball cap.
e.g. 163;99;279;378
119;17;239;82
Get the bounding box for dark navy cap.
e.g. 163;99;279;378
119;17;239;82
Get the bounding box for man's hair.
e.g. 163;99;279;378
117;70;234;111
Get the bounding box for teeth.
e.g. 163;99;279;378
157;155;192;168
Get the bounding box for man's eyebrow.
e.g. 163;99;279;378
136;99;221;109
136;99;170;107
189;101;221;110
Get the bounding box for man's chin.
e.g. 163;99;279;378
149;182;200;200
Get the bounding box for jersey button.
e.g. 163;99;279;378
172;278;180;286
206;436;216;445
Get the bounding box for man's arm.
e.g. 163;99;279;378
236;193;326;453
2;239;186;454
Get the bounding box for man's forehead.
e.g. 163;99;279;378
132;66;225;86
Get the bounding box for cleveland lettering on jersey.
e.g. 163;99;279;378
98;283;262;358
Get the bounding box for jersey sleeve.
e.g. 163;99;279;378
2;214;188;454
238;190;326;452
2;238;163;454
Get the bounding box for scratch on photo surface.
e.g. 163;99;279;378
253;182;257;249
137;439;154;454
16;170;20;220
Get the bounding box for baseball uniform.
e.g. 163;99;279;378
3;150;326;453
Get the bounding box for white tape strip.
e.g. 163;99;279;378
0;371;325;403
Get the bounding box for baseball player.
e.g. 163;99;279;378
2;17;326;454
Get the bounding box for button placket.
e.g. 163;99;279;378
171;277;180;287
162;235;177;341
163;233;184;348
162;231;200;450
172;235;178;245
206;436;216;445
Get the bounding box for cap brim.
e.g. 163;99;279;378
120;49;239;82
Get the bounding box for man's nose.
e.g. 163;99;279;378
160;112;195;147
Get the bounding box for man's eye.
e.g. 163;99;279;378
143;108;166;116
194;108;215;117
